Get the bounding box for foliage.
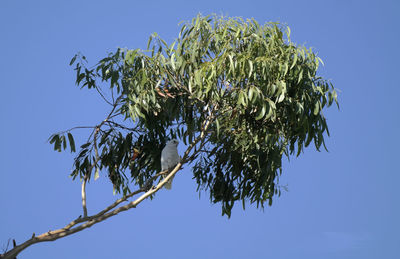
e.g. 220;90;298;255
50;14;338;217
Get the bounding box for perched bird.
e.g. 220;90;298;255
161;139;180;190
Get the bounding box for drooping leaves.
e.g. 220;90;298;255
52;14;338;217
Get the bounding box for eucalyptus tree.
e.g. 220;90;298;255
1;14;338;259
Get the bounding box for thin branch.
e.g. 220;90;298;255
51;126;97;138
95;86;113;106
105;121;140;132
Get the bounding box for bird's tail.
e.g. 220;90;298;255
164;176;174;190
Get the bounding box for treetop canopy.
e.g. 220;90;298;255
51;14;338;217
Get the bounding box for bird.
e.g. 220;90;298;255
161;139;180;190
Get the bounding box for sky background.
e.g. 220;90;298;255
1;0;399;258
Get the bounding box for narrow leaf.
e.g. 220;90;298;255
216;118;220;137
70;55;77;66
67;133;76;153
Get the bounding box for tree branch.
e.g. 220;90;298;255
81;176;88;218
0;109;215;259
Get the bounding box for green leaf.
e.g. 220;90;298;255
194;70;202;86
170;53;176;70
297;69;303;84
169;42;176;54
187;79;194;94
313;101;320;115
61;135;67;150
290;54;297;69
237;91;246;106
276;81;286;103
67;133;76;153
228;54;234;73
147;34;153;49
49;134;59;144
70;55;77;66
277;93;285;103
54;136;61;152
80;143;91;149
248;60;253;78
283;63;288;76
216;118;220;137
317;57;324;66
265;100;275;119
255;103;266;120
286;26;291;39
160;38;168;49
248;87;254;102
134;105;145;119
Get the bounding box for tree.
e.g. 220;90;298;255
1;14;338;259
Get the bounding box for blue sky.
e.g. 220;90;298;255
1;0;399;258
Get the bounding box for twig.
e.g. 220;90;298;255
1;239;11;254
105;121;142;132
95;86;113;106
49;126;97;140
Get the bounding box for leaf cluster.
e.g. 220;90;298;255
51;14;338;217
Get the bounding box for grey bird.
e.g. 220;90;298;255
160;139;180;189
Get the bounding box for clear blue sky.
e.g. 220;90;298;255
1;0;399;258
